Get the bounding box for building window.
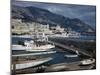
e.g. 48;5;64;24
12;26;14;29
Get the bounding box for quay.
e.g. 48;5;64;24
47;41;93;57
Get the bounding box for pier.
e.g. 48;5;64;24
47;41;93;57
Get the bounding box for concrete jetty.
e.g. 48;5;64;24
47;41;93;57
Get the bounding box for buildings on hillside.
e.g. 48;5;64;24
11;19;80;38
11;19;52;35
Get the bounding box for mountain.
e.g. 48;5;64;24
12;5;95;33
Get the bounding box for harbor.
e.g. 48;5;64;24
11;35;96;74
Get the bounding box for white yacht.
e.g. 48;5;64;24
12;33;55;52
12;40;55;52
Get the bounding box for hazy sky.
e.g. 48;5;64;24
12;0;96;28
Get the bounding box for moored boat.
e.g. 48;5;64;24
64;54;78;58
11;57;53;70
80;58;95;65
12;33;55;52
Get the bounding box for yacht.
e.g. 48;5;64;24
12;40;55;52
12;33;55;52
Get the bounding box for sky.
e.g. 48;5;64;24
12;0;96;28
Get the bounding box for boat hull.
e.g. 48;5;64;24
12;57;53;70
64;54;78;58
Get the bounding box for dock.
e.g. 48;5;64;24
47;41;93;57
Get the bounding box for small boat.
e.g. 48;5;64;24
11;57;53;70
64;54;78;58
80;58;95;65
